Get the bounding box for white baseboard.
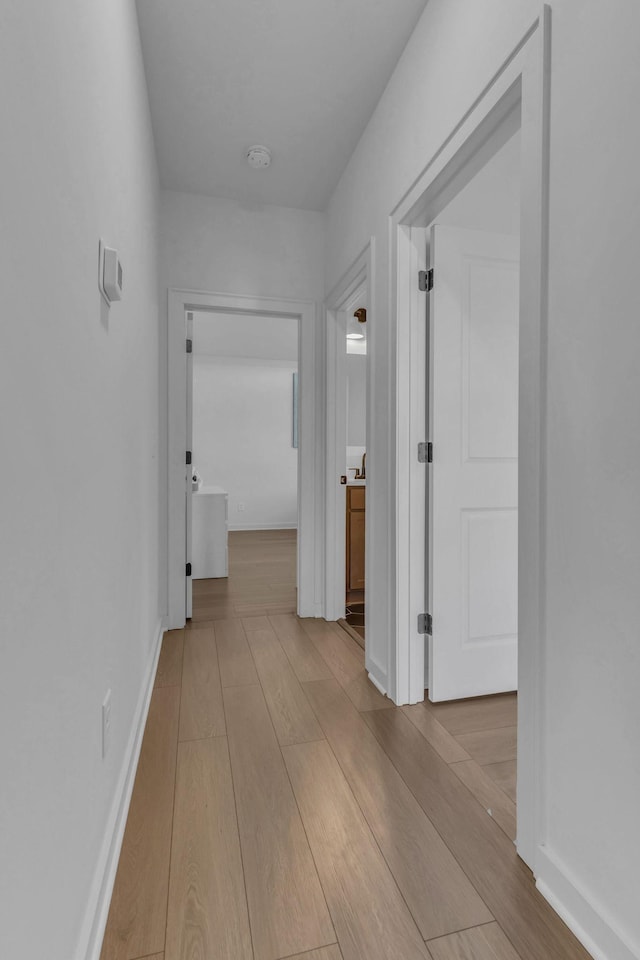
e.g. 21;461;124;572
297;597;324;619
228;522;298;531
536;846;639;960
76;620;164;960
367;671;388;697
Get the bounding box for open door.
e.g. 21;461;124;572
185;310;193;619
428;225;519;701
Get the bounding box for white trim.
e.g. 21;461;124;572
391;7;551;878
536;847;640;960
167;289;322;627
228;522;298;531
77;621;164;960
194;355;298;369
367;671;387;697
394;223;428;704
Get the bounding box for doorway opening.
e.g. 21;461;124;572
324;248;372;661
339;296;368;647
402;129;522;836
425;129;521;701
187;309;299;621
167;290;321;631
393;10;549;873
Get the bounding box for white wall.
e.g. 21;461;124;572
347;354;367;447
324;1;640;957
159;190;325;299
0;3;160;959
193;357;298;529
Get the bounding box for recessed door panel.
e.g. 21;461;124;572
463;508;518;644
464;259;519;461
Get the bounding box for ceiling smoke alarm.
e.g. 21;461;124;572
247;145;272;169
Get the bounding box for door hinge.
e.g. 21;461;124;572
418;612;433;636
186;338;193;353
186;450;192;465
418;441;433;463
186;562;192;577
418;268;434;292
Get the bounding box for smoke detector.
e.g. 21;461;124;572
247;145;272;169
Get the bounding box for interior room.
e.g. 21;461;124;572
189;310;299;621
191;311;299;532
3;4;640;960
343;305;368;644
419;128;521;821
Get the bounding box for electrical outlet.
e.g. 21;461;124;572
102;689;112;758
237;502;245;512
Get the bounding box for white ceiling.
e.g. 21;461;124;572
193;311;298;361
135;0;428;211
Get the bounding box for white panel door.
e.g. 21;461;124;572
185;311;193;619
428;225;519;701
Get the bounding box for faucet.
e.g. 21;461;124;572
355;452;366;480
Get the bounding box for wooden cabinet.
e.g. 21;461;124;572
346;485;366;592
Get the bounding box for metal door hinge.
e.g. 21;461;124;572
186;338;193;353
186;451;192;465
186;562;192;577
418;268;434;292
418;613;433;635
418;441;433;463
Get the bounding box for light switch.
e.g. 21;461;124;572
98;239;123;305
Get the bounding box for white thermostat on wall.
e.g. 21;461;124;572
98;239;123;304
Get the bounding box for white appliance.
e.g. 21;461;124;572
192;486;228;579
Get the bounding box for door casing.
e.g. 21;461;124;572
166;290;321;629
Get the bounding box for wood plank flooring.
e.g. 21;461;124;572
100;687;180;960
283;739;430;960
427;922;521;960
165;737;252;959
224;684;334;960
178;623;226;741
403;694;518;840
302;679;492;940
101;529;592;960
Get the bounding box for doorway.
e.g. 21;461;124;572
324;250;372;644
187;309;299;618
425;130;521;702
166;290;321;630
340;296;368;646
392;10;550;873
401;130;522;832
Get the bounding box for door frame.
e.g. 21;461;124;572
324;247;370;621
185;310;193;620
391;7;550;872
166;289;321;628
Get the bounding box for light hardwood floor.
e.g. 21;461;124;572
100;529;591;960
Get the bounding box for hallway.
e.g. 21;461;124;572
100;532;588;960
